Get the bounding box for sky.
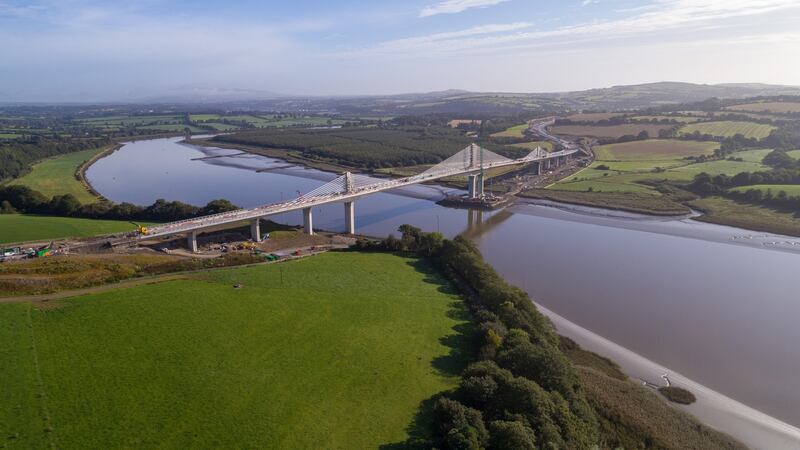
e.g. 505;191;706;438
1;0;799;102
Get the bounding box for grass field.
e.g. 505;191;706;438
137;124;206;133
551;140;763;195
788;149;800;160
551;124;671;139
729;184;800;196
6;147;108;203
0;252;468;449
678;121;776;139
0;214;143;244
726;102;800;114
593;139;718;161
490;123;527;138
564;112;624;122
689;196;800;237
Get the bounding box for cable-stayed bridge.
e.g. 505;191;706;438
138;143;578;251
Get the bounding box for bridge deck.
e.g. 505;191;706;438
140;146;578;239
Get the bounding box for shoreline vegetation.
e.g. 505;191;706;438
354;226;744;449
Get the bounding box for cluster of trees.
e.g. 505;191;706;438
555;116;629;126
689;170;800;212
215;126;476;168
0;136;110;180
0;185;239;222
357;226;600;449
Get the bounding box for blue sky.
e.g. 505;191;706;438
1;0;799;101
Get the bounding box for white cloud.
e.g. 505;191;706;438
419;0;510;17
368;0;800;56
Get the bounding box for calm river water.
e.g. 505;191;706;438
87;137;800;435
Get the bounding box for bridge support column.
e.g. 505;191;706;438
250;218;261;242
188;231;198;253
344;201;355;235
536;161;543;175
468;174;485;199
303;207;314;235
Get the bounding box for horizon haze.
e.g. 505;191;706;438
1;0;800;102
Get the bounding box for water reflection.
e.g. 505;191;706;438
86;136;800;427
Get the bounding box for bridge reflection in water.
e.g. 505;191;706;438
137;143;577;252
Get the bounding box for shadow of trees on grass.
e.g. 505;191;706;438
378;259;477;449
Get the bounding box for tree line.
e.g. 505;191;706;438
356;226;600;449
0;185;239;223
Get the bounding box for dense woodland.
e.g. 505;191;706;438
0;136;109;180
213;126;522;169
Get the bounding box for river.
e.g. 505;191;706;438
86;137;800;448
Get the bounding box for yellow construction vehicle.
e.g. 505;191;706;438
137;225;149;235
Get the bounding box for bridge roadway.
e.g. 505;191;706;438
138;144;579;250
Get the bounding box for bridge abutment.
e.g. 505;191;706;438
303;207;314;235
344;201;355;234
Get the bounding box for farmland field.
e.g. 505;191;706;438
593;139;718;161
0;252;468;449
678;121;776;139
490;123;527;138
551;139;762;195
0;214;143;244
136;124;205;133
729;184;800;196
551;123;672;139
564;112;624;122
6;147;108;203
726;102;800;114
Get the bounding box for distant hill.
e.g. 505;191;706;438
542;81;800;109
215;82;800;115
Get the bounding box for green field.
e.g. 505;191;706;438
7;147;107;203
730;184;800;196
678;121;776;139
0;252;467;449
0;214;143;244
593;139;718;161
490;123;527;138
552;140;763;195
137;124;205;133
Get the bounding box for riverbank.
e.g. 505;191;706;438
41;135;800;445
519;188;692;216
539;303;800;450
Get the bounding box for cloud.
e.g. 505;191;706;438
420;0;510;17
368;0;800;56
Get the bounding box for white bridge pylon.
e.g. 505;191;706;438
140;143;578;248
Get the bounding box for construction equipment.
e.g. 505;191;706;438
137;225;149;235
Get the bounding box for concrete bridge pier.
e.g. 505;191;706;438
303;207;314;235
344;201;355;234
188;231;198;253
468;174;485;199
250;218;261;242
